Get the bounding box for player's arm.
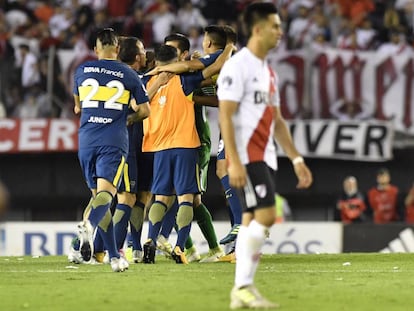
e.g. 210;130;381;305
193;95;218;107
146;72;174;100
201;44;234;79
130;98;150;121
73;95;81;115
219;99;246;189
146;58;205;75
273;106;313;189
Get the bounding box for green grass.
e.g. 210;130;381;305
1;253;414;311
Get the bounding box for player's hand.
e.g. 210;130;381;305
74;105;80;115
228;162;247;189
191;50;202;60
145;66;161;76
293;162;313;189
157;72;174;86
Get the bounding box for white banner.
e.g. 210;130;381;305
267;47;414;135
0;221;342;256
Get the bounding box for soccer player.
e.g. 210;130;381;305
141;44;224;264
217;3;313;309
112;36;170;263
73;28;150;272
156;31;231;262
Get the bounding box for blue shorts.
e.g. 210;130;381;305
118;151;137;193
151;148;200;196
236;161;276;211
78;145;127;190
217;138;225;160
137;150;154;192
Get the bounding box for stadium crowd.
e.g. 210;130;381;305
1;0;414;119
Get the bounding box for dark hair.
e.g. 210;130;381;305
244;2;278;37
222;25;237;44
96;28;118;47
154;44;177;62
204;25;227;49
164;33;190;53
377;168;390;175
118;37;139;65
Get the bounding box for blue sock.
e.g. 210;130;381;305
113;204;131;250
221;175;242;225
101;219;118;259
94;228;105;252
160;199;178;238
130;201;145;251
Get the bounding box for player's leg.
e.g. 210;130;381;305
216;142;242;245
143;149;175;263
230;162;278;308
171;148;199;264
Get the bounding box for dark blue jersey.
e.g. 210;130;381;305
74;59;148;153
198;50;221;67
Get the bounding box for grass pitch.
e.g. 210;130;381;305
1;253;414;311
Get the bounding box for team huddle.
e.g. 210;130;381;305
70;3;312;310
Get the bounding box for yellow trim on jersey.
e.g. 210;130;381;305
187;92;193;101
79;86;130;104
113;156;126;187
123;163;130;193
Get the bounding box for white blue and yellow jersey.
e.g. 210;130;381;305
73;59;148;153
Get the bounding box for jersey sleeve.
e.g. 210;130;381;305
216;59;244;103
181;71;204;96
198;50;221;67
73;65;82;96
130;73;149;104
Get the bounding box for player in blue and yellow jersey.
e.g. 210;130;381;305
73;28;150;272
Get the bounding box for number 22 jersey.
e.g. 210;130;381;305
73;59;148;153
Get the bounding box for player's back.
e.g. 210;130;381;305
74;59;141;153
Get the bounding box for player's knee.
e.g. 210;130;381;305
94;191;113;207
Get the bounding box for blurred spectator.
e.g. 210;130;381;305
404;182;414;224
106;0;134;32
355;16;377;50
334;176;366;223
33;0;55;24
17;43;40;94
188;25;204;55
366;168;402;224
148;0;177;46
377;27;411;55
123;6;145;39
330;98;371;120
176;0;207;35
334;0;375;27
48;6;73;39
287;0;315;49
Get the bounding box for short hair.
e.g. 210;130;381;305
164;33;190;53
118;37;139;65
222;25;237;44
154;44;177;62
204;25;227;49
96;28;118;47
243;2;278;37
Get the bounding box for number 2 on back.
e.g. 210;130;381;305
81;78;125;110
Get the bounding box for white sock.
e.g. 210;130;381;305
235;220;268;288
